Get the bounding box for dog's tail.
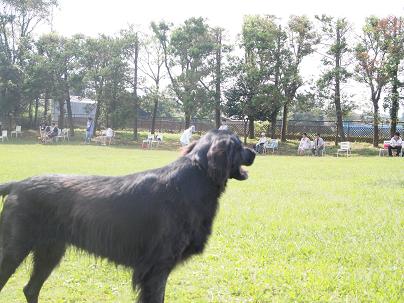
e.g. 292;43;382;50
0;182;15;201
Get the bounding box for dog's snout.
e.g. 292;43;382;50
242;148;255;166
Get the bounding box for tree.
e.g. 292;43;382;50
139;31;166;134
238;15;286;138
355;17;390;147
81;35;115;134
152;18;215;128
213;28;223;128
37;33;86;134
0;0;57;122
316;15;353;144
280;15;318;142
0;0;57;65
381;16;404;136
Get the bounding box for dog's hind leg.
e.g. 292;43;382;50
23;242;66;303
0;213;33;292
0;245;31;292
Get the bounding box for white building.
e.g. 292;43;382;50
51;96;97;122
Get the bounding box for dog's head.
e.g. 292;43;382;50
183;130;255;187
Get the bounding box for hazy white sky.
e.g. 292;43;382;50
50;0;404;37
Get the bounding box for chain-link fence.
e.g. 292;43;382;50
227;120;404;143
5;115;404;143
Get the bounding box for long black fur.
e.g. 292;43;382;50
0;130;255;303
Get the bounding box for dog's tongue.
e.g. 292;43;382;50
239;166;248;180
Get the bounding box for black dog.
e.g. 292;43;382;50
0;130;255;303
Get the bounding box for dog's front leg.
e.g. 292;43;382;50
134;268;170;303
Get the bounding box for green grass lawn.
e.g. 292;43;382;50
0;143;402;302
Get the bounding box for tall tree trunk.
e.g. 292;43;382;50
34;98;39;127
151;88;159;134
214;29;222;129
334;26;346;144
94;82;103;136
248;117;254;139
281;103;289;142
58;100;65;129
94;103;101;137
389;65;399;137
372;100;379;147
64;73;74;136
111;82;117;129
269;111;277;139
28;99;33;128
133;35;139;141
65;92;74;136
185;113;191;129
44;90;49;122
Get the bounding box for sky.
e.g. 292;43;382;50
42;0;404;116
49;0;404;37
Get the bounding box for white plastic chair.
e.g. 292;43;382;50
379;140;390;157
0;130;8;142
263;139;278;154
142;134;155;149
63;129;70;141
11;125;22;138
337;142;351;157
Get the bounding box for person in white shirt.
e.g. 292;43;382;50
312;133;325;156
180;125;195;146
255;132;268;153
388;132;402;157
105;128;113;138
298;133;311;155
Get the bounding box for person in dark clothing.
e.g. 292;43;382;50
48;123;59;139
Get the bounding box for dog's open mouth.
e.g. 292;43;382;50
233;166;248;180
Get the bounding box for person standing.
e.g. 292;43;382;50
388;132;402;157
85;117;94;144
312;133;325;156
180;125;195;146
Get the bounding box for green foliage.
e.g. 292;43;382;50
315;15;353;112
153;18;217;123
1;11;403;134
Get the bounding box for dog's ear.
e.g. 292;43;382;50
181;141;197;156
207;137;232;186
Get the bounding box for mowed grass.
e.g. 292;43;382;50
0;143;402;303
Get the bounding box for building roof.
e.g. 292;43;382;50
70;96;97;104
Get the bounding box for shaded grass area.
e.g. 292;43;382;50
0;144;402;302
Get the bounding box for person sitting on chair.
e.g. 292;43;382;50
255;132;268;154
388;132;402;157
103;127;114;145
298;133;311;155
312;133;325;156
48;123;59;139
